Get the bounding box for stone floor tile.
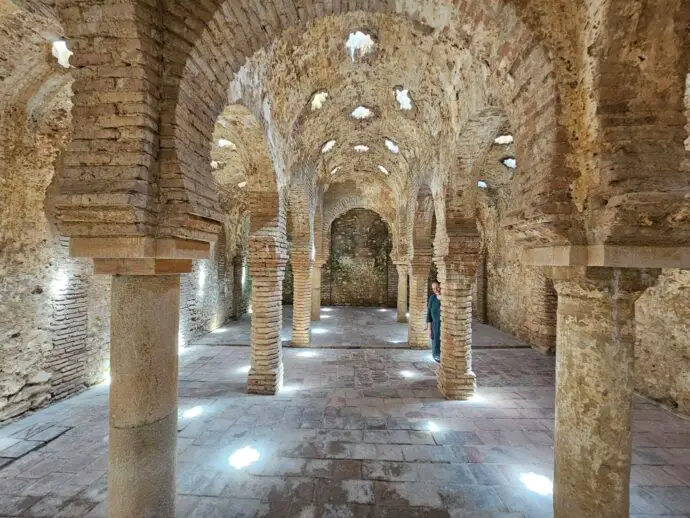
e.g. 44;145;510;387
401;445;454;463
362;461;419;482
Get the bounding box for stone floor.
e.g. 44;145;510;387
194;305;528;349
1;340;690;517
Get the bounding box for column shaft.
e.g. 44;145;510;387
436;259;477;400
248;262;286;394
408;257;431;348
396;264;408;323
109;275;180;518
552;267;658;518
311;265;322;321
291;258;313;346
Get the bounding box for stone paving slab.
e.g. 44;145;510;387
0;344;688;517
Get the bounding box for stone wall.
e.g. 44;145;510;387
322;209;394;307
0;82;112;422
635;270;690;414
479;194;690;416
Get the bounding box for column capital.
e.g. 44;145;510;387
395;262;409;276
549;266;660;298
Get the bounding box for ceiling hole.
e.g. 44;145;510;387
394;87;413;110
351;106;374;119
378;165;390;175
384;139;399;153
501;157;517;169
354;145;369;153
494;134;514;145
310;90;329;110
218;139;236;149
477;180;488;189
345;31;375;61
51;40;72;68
321;140;336;153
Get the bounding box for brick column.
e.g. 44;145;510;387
311;262;324;321
247;256;287;395
408;253;431;348
231;255;244;319
291;252;313;346
435;254;479;400
552;267;658;518
395;262;408;323
106;267;184;518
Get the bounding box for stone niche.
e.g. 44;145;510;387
322;209;395;307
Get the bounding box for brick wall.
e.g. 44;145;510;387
322;209;393;307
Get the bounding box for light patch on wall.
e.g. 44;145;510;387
395;87;413;110
501;157;517;169
217;117;228;128
477;180;488;189
330;166;340;175
311;90;329;110
322;139;336;153
354;145;369;153
345;31;375;61
238;181;247;188
384;139;399;154
210;160;219;170
378;165;389;175
197;262;207;297
351;106;374;119
494;134;514;145
51;40;73;68
218;138;236;149
50;270;69;297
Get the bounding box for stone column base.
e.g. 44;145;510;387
437;368;476;400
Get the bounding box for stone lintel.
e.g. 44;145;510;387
524;245;690;269
93;259;193;275
70;237;211;260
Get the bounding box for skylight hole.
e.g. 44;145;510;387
354;145;369;153
351;106;374;120
477;180;488;189
494;134;514;145
345;31;375;61
310;90;329;111
394;86;413;111
52;40;72;68
384;139;400;154
217;138;236;150
378;165;390;175
321;140;336;154
501;157;517;169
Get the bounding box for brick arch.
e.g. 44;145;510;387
323;197;397;262
157;0;568;247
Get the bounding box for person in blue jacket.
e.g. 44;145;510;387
426;281;441;363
